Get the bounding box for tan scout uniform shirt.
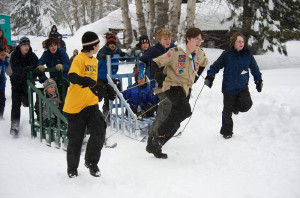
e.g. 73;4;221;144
153;44;208;96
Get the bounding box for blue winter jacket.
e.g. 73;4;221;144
0;57;9;90
207;47;262;95
37;48;71;79
123;83;159;109
97;45;123;82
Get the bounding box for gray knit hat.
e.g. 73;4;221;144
43;79;57;94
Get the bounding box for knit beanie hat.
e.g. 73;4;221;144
43;78;57;94
19;37;30;46
82;31;100;47
139;35;150;46
106;34;117;45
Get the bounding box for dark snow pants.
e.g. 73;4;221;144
220;87;253;136
66;105;106;172
148;92;172;137
0;88;5;117
157;86;192;143
11;83;28;126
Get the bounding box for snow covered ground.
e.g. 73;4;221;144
2;3;300;197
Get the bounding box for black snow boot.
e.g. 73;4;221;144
146;135;168;159
223;134;232;139
85;163;101;177
10;121;19;137
67;169;78;178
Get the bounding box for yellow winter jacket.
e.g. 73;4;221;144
153;44;208;96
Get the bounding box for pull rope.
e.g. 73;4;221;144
178;82;205;134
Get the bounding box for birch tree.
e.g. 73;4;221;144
148;0;156;43
186;0;196;29
154;0;168;35
135;0;147;36
168;0;181;42
72;0;80;30
120;0;133;48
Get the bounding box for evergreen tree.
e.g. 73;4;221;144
225;0;300;55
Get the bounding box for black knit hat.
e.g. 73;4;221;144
139;35;150;46
82;31;100;47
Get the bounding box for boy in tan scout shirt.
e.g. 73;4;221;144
146;27;208;159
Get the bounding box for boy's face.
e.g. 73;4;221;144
187;34;202;53
159;36;171;49
0;51;6;61
234;36;245;52
20;44;30;56
108;44;116;51
141;43;149;51
46;86;56;95
49;44;58;54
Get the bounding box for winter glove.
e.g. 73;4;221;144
118;51;126;57
23;66;35;73
90;81;108;101
255;80;263;92
55;64;64;71
106;51;115;57
204;75;214;88
38;75;48;84
81;77;97;88
134;50;142;57
37;65;46;72
107;83;117;101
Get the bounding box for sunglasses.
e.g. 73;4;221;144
19;38;30;45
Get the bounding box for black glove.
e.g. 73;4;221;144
118;51;126;57
0;78;2;84
255;80;263;92
23;66;35;73
90;81;108;101
107;83;117;101
106;51;115;57
204;76;214;88
81;77;96;88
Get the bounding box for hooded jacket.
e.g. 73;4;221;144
10;45;39;85
37;48;71;79
207;47;262;95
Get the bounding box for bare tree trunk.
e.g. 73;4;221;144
149;0;155;43
135;0;147;36
51;0;74;35
120;0;133;48
99;0;103;19
90;0;96;22
72;0;80;30
154;0;168;34
186;0;196;29
81;0;87;25
168;0;181;43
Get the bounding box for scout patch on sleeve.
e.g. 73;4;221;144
178;55;186;62
166;48;175;57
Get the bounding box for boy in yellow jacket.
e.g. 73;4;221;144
63;31;114;178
